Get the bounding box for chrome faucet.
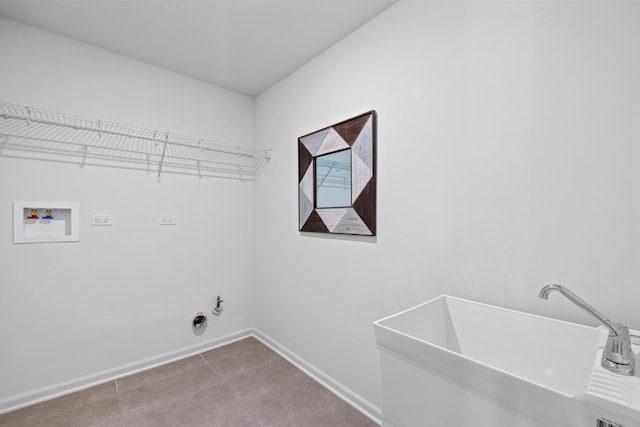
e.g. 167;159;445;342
539;284;635;376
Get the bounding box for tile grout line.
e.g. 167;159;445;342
199;353;214;373
114;379;126;427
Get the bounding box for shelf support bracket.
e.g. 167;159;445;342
158;132;169;178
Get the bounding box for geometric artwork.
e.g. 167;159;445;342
298;111;376;236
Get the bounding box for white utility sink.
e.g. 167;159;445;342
374;295;640;427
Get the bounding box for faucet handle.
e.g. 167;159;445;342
602;324;635;376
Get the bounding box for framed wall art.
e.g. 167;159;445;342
298;111;376;236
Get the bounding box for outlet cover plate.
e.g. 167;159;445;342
91;214;113;226
159;215;176;225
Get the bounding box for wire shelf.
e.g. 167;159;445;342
0;101;271;180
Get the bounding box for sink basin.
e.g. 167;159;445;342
374;295;611;426
375;295;600;396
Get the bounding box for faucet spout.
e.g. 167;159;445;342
538;284;635;376
538;284;620;336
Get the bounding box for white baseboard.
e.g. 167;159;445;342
0;328;253;414
1;327;383;426
253;328;382;425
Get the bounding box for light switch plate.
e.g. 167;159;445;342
159;215;176;225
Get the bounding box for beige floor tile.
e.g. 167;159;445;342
200;337;261;365
118;363;221;418
204;342;280;380
0;391;122;427
117;355;209;394
123;384;238;427
225;357;306;403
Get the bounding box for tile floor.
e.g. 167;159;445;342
0;337;377;427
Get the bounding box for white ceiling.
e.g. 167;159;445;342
0;0;397;97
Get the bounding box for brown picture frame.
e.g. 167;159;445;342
298;111;376;236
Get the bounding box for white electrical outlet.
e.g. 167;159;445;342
159;215;176;225
91;214;113;226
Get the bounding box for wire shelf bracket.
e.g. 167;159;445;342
0;101;272;180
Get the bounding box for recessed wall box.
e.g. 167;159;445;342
13;201;79;244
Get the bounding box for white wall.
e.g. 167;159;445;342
0;17;256;409
254;0;640;414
